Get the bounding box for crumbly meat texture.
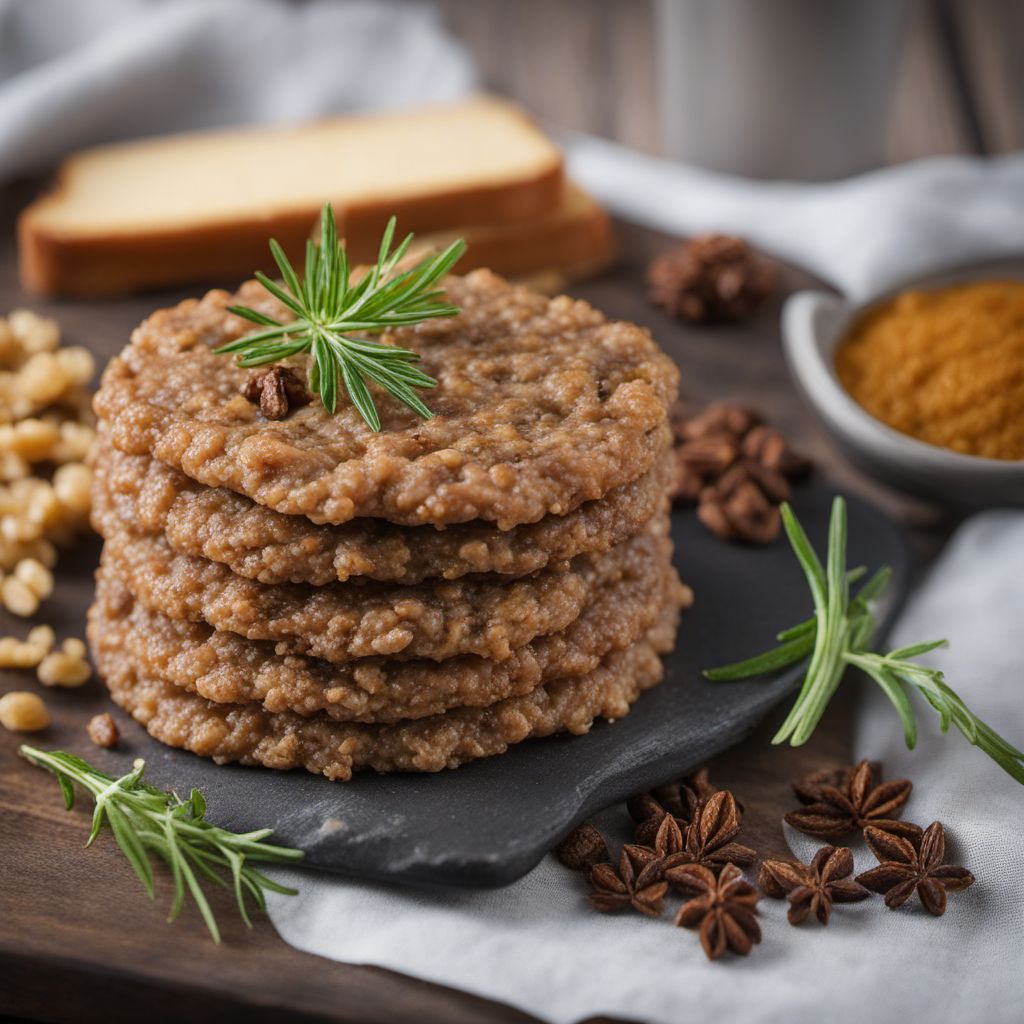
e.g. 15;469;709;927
93;270;678;528
98;514;670;663
92;552;688;723
88;590;681;780
91;440;672;585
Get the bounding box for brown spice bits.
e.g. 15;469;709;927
669;402;811;545
759;846;870;925
673;863;761;960
647;234;778;323
587;846;668;918
786;759;919;841
856;822;974;917
556;823;610;871
86;711;119;748
241;366;310;420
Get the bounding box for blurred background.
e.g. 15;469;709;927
2;0;1021;183
435;0;1011;175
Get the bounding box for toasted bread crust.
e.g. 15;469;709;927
19;164;564;296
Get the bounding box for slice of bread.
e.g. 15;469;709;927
19;97;564;296
411;184;614;285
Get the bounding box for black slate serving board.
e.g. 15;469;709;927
84;486;907;889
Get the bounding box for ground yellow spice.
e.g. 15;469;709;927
835;281;1024;461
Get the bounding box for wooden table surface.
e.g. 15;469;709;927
0;182;953;1024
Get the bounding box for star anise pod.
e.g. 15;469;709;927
856;822;974;916
673;863;761;960
616;812;688;887
587;845;668;917
242;365;311;420
759;846;870;925
628;768;729;846
790;764;861;803
627;792;683;847
663;791;757;887
785;759;920;841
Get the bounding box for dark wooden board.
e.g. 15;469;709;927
65;489;907;888
0;181;948;1022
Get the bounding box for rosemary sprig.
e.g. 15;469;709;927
20;746;304;942
216;203;466;430
704;497;1024;785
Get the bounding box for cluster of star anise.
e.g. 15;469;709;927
557;760;975;962
768;759;975;919
558;770;762;960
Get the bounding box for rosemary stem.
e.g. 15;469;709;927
704;497;1024;784
19;745;303;940
218;204;465;428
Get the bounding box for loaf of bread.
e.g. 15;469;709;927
19;98;565;296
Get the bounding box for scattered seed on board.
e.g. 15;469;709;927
37;650;92;688
0;308;95;583
1;574;39;617
0;690;50;732
87;712;119;748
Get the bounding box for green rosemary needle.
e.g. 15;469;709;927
216;202;466;430
704;497;1024;785
20;746;304;942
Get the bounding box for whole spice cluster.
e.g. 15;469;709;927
558;769;762;960
556;759;975;962
647;234;778;323
669;402;811;544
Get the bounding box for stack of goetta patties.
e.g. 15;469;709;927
88;269;689;781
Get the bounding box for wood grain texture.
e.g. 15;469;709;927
437;0;660;153
0;181;950;1024
435;0;1003;163
886;0;978;162
951;0;1024;152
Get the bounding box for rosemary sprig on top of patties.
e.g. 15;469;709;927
21;746;303;942
216;202;466;430
705;497;1024;784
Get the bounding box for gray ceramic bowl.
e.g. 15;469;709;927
782;259;1024;508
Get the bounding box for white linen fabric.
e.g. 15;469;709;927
0;0;475;181
565;132;1024;300
266;511;1024;1024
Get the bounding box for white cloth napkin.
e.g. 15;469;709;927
267;511;1024;1024
564;133;1024;300
0;0;475;182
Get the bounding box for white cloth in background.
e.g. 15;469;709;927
564;133;1024;300
267;512;1024;1024
0;0;475;181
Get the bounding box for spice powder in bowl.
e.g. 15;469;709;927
834;281;1024;461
